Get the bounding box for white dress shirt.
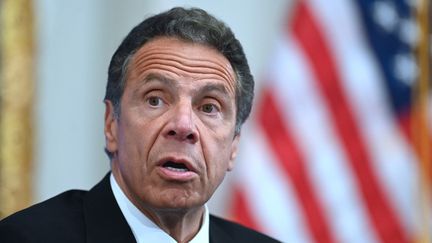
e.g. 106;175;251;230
110;174;210;243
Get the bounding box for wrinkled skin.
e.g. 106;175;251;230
104;37;240;242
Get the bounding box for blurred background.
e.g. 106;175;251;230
0;0;430;242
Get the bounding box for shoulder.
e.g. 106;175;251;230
0;190;87;243
209;215;281;243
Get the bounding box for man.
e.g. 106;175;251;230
0;7;279;243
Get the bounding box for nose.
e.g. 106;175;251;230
163;102;199;144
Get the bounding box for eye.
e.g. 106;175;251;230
201;103;219;114
147;96;163;107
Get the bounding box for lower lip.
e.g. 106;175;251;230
157;167;197;181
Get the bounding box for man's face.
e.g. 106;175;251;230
105;37;239;211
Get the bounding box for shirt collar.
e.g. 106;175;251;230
110;174;209;243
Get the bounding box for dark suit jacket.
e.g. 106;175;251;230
0;173;280;243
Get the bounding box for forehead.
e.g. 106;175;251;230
126;37;237;94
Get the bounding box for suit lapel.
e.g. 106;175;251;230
83;173;136;243
209;215;234;243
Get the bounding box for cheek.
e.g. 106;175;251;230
205;137;233;178
116;119;155;167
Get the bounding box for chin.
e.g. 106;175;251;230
151;190;206;211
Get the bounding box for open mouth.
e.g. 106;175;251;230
157;158;197;181
162;161;190;172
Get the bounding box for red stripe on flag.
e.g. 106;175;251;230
397;109;412;143
230;187;262;232
291;2;409;242
258;87;337;243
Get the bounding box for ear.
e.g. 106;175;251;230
227;134;240;171
104;100;119;155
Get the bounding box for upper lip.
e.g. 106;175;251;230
157;156;198;173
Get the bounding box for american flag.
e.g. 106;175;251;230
230;0;430;242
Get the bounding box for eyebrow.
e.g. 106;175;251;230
198;83;230;97
130;73;173;99
142;73;178;88
134;72;233;101
142;72;231;94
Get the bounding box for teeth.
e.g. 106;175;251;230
166;166;188;172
